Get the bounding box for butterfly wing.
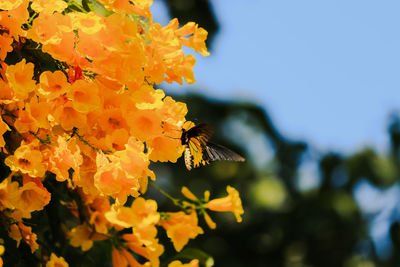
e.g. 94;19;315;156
203;142;245;162
182;123;245;170
185;123;214;146
184;136;209;170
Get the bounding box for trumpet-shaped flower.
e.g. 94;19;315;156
0;177;19;210
38;70;70;99
69;224;94;251
122;233;164;267
205;186;244;223
31;0;68;14
0;117;10;148
9;222;39;253
49;136;83;182
168;259;199;267
5;142;46;178
67;80;101;113
159;211;203;252
46;253;69;267
12;177;51;218
5;59;36;100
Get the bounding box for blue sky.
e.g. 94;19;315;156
152;0;400;153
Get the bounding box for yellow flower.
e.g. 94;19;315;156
5;143;46;178
0;177;19;210
181;186;198;202
38;70;70;99
159;211;203;252
105;197;159;249
205;186;244;223
46;253;69;267
5;59;36;100
0;117;10;148
149;135;184;163
122;233;164;267
168;259;199;267
69;224;93;251
67;80;101;113
49;136;83;182
69;12;104;35
111;247;141;267
9;222;39;253
13;177;51;218
31;0;67;14
0;0;24;10
203;212;216;230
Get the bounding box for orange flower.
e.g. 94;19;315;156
69;224;94;251
98;0;152;17
0;244;4;267
42;31;85;66
69;12;104;34
94;148;145;202
127;109;163;142
12;177;51;218
0;177;19;210
118;137;151;179
122;233;164;267
97;108;128;134
6;0;29;26
9;222;39;253
0;80;15;104
53;100;87;131
106;197;159;228
0;117;10;148
75;196;111;234
67;80;101;113
205;186;244;223
105;128;129;151
14;97;51;133
168;259;199;267
181;186;198;202
111;247;142;267
0;34;13;61
149;136;184;163
5;142;46;178
203;212;216;230
38;70;70;99
0;6;26;39
178;23;210;57
94;153;138;201
31;0;68;14
159;211;203;252
49;136;83;182
160;96;188;125
27;12;69;45
46;253;69;267
0;0;24;10
5;59;36;100
133;86;165;110
106;198;159;250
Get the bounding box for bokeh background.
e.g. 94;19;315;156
149;1;400;266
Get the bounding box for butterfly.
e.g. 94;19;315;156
181;123;245;170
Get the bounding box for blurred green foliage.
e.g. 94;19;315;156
159;2;400;265
148;94;400;267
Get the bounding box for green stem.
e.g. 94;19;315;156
72;128;112;154
27;12;39;26
149;182;185;209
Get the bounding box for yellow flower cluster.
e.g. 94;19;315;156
0;0;243;266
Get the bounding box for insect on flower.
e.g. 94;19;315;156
181;123;245;170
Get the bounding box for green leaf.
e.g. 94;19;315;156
90;0;114;17
82;0;95;12
170;248;214;267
